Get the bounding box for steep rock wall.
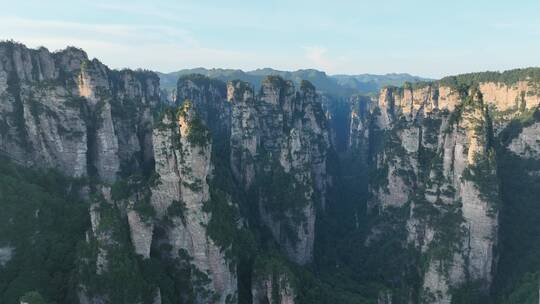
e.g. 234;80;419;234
251;257;297;304
365;86;505;303
150;104;237;304
0;42;159;182
227;77;330;265
252;272;296;304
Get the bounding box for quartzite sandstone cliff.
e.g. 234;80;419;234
1;42;540;304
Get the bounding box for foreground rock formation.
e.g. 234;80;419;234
352;77;539;303
226;77;329;265
149;103;237;303
0;42;159;182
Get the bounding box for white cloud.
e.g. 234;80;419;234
0;16;262;71
0;17;197;46
302;46;354;74
91;1;290;32
0;16;323;73
304;46;333;71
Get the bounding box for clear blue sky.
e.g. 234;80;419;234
1;0;539;78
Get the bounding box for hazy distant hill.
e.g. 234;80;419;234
333;73;432;94
157;68;432;96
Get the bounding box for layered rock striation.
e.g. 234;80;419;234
0;41;159;182
149;103;237;303
357;75;540;302
227;77;330;265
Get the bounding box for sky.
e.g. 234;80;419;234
0;0;539;78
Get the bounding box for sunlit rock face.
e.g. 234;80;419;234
0;41;159;182
362;80;538;302
150;105;237;304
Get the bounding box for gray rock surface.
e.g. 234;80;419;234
508;122;540;158
151;107;237;304
367;87;501;303
0;42;159;182
252;270;296;304
227;77;330;264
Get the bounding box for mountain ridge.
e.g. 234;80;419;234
157;67;432;96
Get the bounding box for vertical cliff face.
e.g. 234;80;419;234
251;275;295;304
227;77;330;265
176;74;230;140
0;43;89;176
251;257;296;304
173;74;326;301
0;42;159;182
320;94;356;152
415;93;498;304
150;103;237;304
347;95;371;154
0;48;330;299
228;80;258;189
491;101;540;303
362;78;539;303
507;121;540;157
0;43;183;304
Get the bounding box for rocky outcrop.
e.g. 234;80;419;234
176;74;230;139
508;122;540;158
479;81;539;111
127;209;153;258
320;94;360;152
252;258;297;304
416;99;498;303
0;44;88;175
348;94;371;153
175;73;331;268
0;41;159;182
227;77;330;265
0;42;163;304
368;86;504;303
228;80;258;189
252;273;296;304
150;103;237;304
376;80;538;119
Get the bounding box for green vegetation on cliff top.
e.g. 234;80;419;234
387;67;540;93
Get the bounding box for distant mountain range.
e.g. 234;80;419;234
157;68;432;96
